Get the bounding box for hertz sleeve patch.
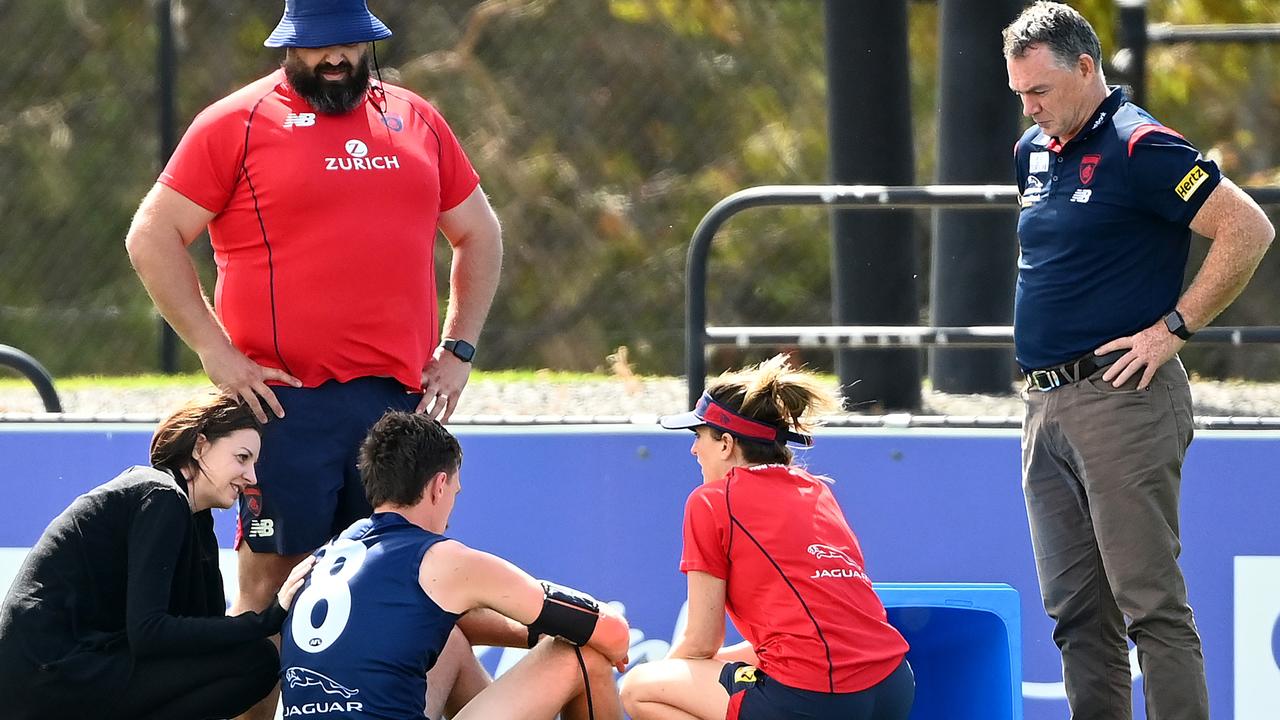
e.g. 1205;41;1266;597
1175;165;1209;202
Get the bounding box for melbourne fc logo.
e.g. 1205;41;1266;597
325;139;400;171
381;112;404;132
1080;154;1101;186
243;487;263;517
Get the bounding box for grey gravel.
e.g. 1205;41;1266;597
3;376;1280;425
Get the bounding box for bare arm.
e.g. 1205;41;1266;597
1098;178;1275;388
418;186;503;421
455;607;531;648
667;571;728;660
420;540;629;663
124;183;299;419
124;184;223;357
1180;178;1275;330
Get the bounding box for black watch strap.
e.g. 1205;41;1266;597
1163;310;1194;341
442;338;476;363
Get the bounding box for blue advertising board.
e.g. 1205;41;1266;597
1;424;1277;719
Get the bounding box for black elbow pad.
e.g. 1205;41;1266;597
526;580;600;647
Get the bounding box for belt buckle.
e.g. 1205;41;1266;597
1029;369;1063;391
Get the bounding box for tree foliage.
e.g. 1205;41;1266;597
0;1;1276;379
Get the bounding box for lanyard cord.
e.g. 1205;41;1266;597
572;646;595;720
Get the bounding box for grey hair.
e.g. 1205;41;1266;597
1002;1;1102;69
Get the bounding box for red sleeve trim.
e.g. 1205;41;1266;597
440;174;480;213
155;176;223;214
679;560;728;580
1128;123;1186;157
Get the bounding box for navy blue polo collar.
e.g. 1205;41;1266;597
1045;86;1126;153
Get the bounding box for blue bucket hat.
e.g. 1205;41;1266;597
264;0;392;49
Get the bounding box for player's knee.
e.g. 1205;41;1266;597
577;645;615;684
618;662;657;714
530;637;595;687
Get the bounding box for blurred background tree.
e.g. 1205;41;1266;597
0;0;1276;378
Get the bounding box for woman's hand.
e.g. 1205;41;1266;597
276;555;316;611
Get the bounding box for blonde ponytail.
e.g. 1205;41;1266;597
708;354;841;464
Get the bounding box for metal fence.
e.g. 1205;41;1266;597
684;185;1280;407
1;1;843;378
1;1;1278;380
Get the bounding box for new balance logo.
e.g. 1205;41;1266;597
1070;189;1092;204
284;113;316;128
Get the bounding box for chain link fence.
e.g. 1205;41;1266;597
1;0;1278;379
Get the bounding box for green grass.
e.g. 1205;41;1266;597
0;369;856;390
0;370;663;390
0;373;211;390
468;369;663;383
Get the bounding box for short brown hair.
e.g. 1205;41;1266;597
359;412;463;508
150;392;262;475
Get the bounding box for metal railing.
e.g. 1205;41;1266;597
1115;1;1280;106
685;184;1280;408
0;345;63;413
1146;23;1280;43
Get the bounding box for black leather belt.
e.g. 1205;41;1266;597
1024;350;1126;391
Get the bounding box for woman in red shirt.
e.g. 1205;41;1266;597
620;355;913;720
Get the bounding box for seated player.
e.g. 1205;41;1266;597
620;355;914;720
279;411;630;719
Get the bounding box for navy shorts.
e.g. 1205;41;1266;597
718;659;914;720
236;377;421;554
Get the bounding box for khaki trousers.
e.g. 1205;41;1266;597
1022;357;1207;720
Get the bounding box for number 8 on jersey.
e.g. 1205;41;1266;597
290;539;369;653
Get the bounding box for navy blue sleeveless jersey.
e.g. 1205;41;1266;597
280;512;460;719
1012;86;1221;370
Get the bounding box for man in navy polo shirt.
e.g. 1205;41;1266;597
1003;3;1274;719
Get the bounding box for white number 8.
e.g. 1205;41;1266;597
290;539;368;654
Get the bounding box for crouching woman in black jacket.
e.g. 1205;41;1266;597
0;392;313;720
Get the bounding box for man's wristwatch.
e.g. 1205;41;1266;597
1163;310;1194;341
442;338;476;363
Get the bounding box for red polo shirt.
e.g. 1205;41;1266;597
681;464;908;693
159;70;480;390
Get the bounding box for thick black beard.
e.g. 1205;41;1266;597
283;53;371;115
